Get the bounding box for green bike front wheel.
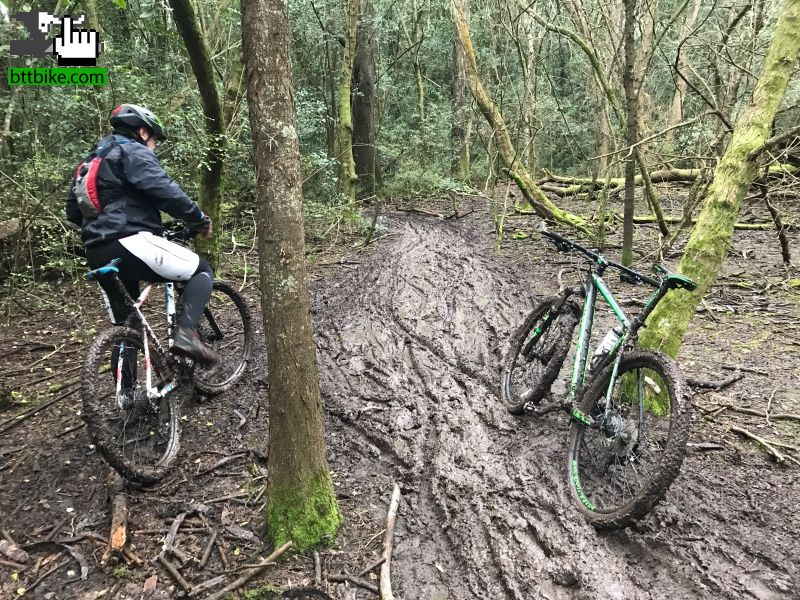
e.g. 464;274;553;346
566;350;691;529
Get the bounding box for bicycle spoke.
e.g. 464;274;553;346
569;352;686;522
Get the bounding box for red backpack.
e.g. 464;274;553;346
73;139;129;219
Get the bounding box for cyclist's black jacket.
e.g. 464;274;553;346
65;133;205;247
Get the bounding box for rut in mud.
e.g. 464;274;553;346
313;212;799;599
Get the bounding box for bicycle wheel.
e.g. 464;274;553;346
566;349;691;529
82;327;180;484
500;296;579;414
194;281;254;395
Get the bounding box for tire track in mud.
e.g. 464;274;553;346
312;215;798;599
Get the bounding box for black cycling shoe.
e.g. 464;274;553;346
171;326;219;366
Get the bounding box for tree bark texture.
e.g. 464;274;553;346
640;0;800;358
353;0;378;195
451;0;588;233
621;0;638;266
169;0;226;268
450;0;470;180
241;0;342;551
336;0;360;203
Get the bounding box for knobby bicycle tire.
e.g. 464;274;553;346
194;281;254;396
500;296;579;414
82;327;181;484
566;349;691;529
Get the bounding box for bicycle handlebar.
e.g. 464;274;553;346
163;224;196;243
538;222;661;288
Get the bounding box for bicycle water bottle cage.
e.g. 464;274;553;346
653;264;697;291
86;257;123;280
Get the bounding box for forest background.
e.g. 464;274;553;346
0;0;796;294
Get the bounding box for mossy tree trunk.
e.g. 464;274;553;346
621;0;638;266
169;0;225;269
241;0;342;551
640;0;800;358
336;0;359;203
450;0;589;233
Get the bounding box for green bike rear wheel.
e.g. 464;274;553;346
500;296;579;414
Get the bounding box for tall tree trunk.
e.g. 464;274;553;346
336;0;359;203
450;0;470;180
621;0;638;266
451;0;588;233
666;0;702;145
640;0;800;358
169;0;225;268
352;0;377;195
241;0;342;550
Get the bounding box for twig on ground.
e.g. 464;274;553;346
721;363;769;376
196;452;248;478
55;422;85;438
396;207;444;218
724;405;800;422
215;537;229;570
314;550;321;585
0;557;27;570
199;528;218;570
24;558;69;595
329;573;380;594
0;387;79;435
157;554;193;594
380;484;401;600
686;371;743;391
687;442;726;451
44;516;70;543
766;387;778;426
729;425;786;463
203;540;292;600
204;492;247;504
22;344;66;370
187;574;227;597
359;556;386;578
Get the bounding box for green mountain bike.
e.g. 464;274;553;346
501;222;697;528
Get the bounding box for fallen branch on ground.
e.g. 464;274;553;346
203;540;292;600
729;425;787;463
157;554;193;594
686;372;743;391
380;484;401;600
329;573;379;594
105;473;127;561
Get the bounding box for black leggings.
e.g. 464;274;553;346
86;238;213;330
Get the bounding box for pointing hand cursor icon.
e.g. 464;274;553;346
53;15;102;66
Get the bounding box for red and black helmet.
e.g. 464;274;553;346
109;104;167;140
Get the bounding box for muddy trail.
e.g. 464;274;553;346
313;208;799;599
1;200;799;599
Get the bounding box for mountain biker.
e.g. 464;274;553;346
65;103;218;366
